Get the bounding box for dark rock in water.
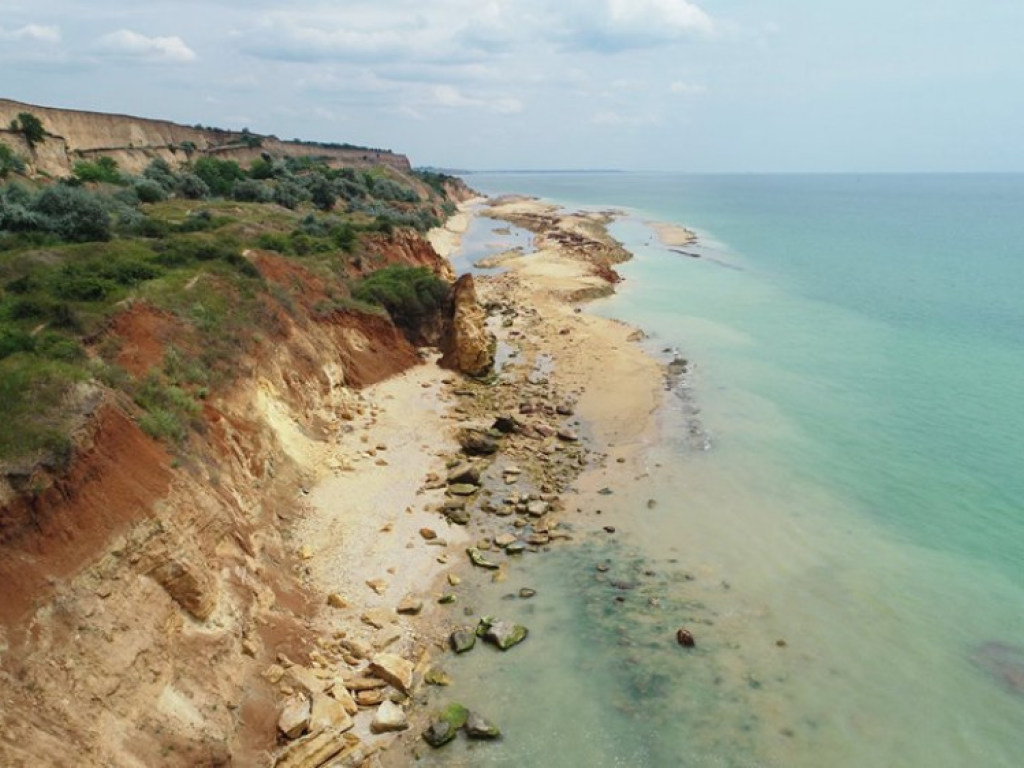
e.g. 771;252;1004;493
465;712;502;740
676;628;696;648
480;619;529;650
440;702;469;729
459;429;500;456
422;720;457;748
492;415;521;434
972;641;1024;694
505;541;527;554
518;587;537;599
449;629;476;653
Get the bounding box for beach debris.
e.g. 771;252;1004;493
676;628;696;648
478;618;529;650
371;701;409;733
449;629;476;653
465;711;502;740
466;547;500;569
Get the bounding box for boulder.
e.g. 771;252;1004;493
447;461;482;486
278;694;311;739
458;429;500;456
424;667;452;686
273;729;358;768
369;653;415;694
396;596;423;615
371;701;409;733
465;711;501;740
481;619;529;650
309;694;353;734
439;274;495;378
449;629;476;654
439;702;469;729
491;415;521;434
447;484;479;497
422;720;457;748
146;553;218;620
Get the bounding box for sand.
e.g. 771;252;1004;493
650;219;698;247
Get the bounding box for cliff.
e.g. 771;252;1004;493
0;97;412;178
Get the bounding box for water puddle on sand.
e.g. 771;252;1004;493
448;208;535;276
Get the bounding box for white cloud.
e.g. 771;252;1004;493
94;30;197;63
669;81;708;96
0;24;61;43
430;85;523;114
592;110;660;127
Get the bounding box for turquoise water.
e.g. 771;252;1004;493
425;173;1024;766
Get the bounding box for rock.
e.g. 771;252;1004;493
438;593;457;605
285;666;328;696
356;689;385;707
556;404;574;416
366;579;388;595
242;639;259;657
371;700;409;733
603;526;616;534
465;711;501;740
480;619;529;650
527;533;550;546
274;729;358;768
344;677;388;692
676;628;696;648
310;693;353;734
494;533;518;548
262;664;286;685
419;528;438;540
447;573;462;586
146;553;218;621
439;702;469;729
424;667;452;686
360;609;392;629
518;588;537;599
447;462;481;486
557;429;579;442
505;541;527;555
278;694;311;739
422;720;457;749
439;274;496;378
466;547;500;569
449;629;476;653
396;596;424;615
458;429;500;456
447;484;479;497
445;507;471;525
329;685;359;716
526;501;549;517
492;415;521;434
339;638;373;660
327;593;348;609
369;653;415;694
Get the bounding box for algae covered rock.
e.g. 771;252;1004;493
449;629;476;654
465;711;502;740
467;547;500;569
478;618;529;650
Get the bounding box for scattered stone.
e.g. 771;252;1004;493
366;579;388;595
518;588;537;599
329;685;359;716
419;528;438;540
371;701;409;733
339;638;373;660
503;465;523;476
494;533;518;548
424;667;452;686
278;694;311;739
505;542;527;555
396;596;424;615
449;629;476;654
492;416;521;434
557;429;579;442
422;720;457;748
603;526;616;534
299;545;314;560
458;429;500;456
447;462;482;486
447;573;462;586
326;593;348;609
526;501;550;517
440;702;469;729
360;609;392;629
356;689;385;707
465;711;502;740
438;593;457;605
309;693;353;734
480;619;529;650
556;404;574;416
448;484;479;497
242;639;259;658
369;653;415;694
344;678;388;692
676;628;696;648
467;547;500;569
776;639;788;648
262;664;286;685
598;487;614;495
527;533;550;546
273;729;357;768
445;507;471;525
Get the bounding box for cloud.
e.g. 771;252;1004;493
565;0;715;51
430;85;523;114
94;30;197;63
669;81;708;96
592;110;660;127
0;24;61;43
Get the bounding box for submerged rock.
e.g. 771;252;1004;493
449;629;476;653
440;702;470;729
422;720;457;748
467;547;500;569
479;618;529;650
676;628;696;648
465;711;502;740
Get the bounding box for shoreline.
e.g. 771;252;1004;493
284;194;675;764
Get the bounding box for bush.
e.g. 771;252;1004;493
31;186;111;242
177;172;210;200
232;178;271;203
73;156;123;185
0;142;26;178
134;179;168;203
143;158;178;191
193;157;245;197
352;265;450;325
306;174;337;211
10;112;45;149
273;179;308;209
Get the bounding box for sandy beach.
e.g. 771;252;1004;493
272;194;671;764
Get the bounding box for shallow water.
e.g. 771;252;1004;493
426;173;1024;767
446;206;534;276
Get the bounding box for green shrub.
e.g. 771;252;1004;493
73;156;123;185
0;142;26;178
273;179;308;209
134;179;167;203
9;112;45;149
143;158;178;191
232;178;271;203
0;329;36;359
30;185;111;242
193;157;245;197
177;172;210;200
352;265;450;325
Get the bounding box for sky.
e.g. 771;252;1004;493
2;0;1023;172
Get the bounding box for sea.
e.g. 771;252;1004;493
420;173;1024;767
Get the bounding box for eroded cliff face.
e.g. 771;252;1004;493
0;98;412;178
0;233;465;766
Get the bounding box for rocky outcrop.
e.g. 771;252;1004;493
440;274;495;378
